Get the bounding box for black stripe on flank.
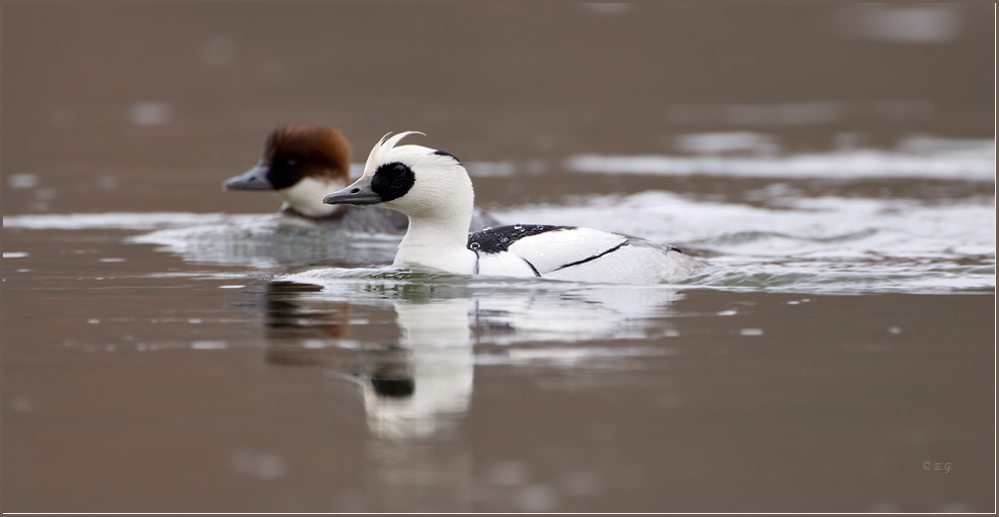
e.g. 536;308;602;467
522;257;541;277
554;240;629;271
371;162;416;202
467;224;574;254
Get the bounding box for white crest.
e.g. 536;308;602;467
362;131;426;178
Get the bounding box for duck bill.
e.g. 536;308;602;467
223;164;273;191
322;176;383;206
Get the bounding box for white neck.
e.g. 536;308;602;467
391;178;478;275
275;176;346;217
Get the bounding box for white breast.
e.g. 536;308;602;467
276;177;345;217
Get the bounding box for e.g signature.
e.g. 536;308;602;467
922;461;952;473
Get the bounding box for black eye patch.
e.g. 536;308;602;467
370;162;416;202
266;155;303;190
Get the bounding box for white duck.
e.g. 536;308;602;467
322;132;703;284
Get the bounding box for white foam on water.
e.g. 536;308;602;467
565;138;995;180
3;212;241;230
4;139;994;294
497;192;995;259
497;191;994;293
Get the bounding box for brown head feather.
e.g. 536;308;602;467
262;125;352;186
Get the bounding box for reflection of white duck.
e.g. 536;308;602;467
360;299;474;440
323;132;703;284
272;274;686;436
256;280;474;440
287;268;684;346
224;125;499;232
473;285;682;344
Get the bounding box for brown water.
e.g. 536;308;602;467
3;5;995;513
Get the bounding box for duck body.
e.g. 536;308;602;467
224;125;499;234
468;224;700;283
280;203;410;234
322;132;703;284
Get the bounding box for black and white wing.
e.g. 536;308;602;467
468;224;698;283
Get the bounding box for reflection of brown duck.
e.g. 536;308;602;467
224;125;500;233
261;282;418;401
262;281;352;366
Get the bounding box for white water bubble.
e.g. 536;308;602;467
467;161;516;178
8;396;34;412
129;102;173;127
515;485;557;512
561;470;604;497
8;174;39;189
487;460;529;486
96;176;119;189
191;341;227;350
230;450;287;480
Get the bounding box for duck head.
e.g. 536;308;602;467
322;132;473;222
224;125;351;217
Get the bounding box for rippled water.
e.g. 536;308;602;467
6;143;993;510
5;181;994;512
7;150;993;294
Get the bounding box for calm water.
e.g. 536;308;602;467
3;4;995;513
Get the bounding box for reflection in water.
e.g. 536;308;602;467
262;282;476;440
257;277;683;511
472;286;682;344
366;298;474;440
262;276;684;433
262;282;352;365
359;299;475;511
262;281;478;511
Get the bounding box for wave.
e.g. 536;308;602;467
565;137;995;180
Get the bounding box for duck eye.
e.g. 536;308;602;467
371;162;416;202
287;159;298;167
